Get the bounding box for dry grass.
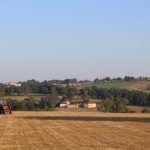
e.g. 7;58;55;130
128;106;150;113
1;95;43;101
127;81;150;93
0;111;150;150
2;96;29;101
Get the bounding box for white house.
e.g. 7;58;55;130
67;104;79;108
59;100;70;108
7;82;21;87
83;101;97;108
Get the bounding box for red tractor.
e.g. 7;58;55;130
3;104;12;114
0;101;12;114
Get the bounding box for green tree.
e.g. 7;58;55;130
66;88;76;99
23;99;35;110
40;93;57;110
103;98;115;112
113;96;129;113
6;99;23;110
98;96;128;113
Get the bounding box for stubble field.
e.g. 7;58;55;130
0;111;150;150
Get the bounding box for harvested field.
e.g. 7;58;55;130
0;111;150;150
2;96;29;101
2;95;43;101
128;106;150;113
127;81;150;93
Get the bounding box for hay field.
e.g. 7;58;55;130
0;111;150;150
127;81;150;93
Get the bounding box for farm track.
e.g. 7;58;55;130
0;111;150;150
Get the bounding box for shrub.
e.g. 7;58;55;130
129;110;136;113
141;108;150;113
6;99;23;111
23;99;35;111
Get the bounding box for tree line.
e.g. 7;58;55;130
94;76;150;83
5;93;57;111
82;87;150;107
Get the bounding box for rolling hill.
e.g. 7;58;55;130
85;81;150;93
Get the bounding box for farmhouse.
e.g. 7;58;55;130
7;82;21;87
59;99;80;108
59;100;70;108
83;100;97;108
67;104;79;108
59;99;97;109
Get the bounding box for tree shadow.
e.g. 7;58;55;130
18;116;150;123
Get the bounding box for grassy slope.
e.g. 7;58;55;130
85;81;137;89
85;81;150;92
0;94;44;101
127;81;150;93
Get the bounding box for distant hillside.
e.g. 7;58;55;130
127;81;150;93
85;81;150;93
85;81;137;89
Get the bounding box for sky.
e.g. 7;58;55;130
0;0;150;82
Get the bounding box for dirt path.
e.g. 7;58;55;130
0;111;150;150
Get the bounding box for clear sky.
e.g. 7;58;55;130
0;0;150;82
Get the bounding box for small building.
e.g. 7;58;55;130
7;82;21;87
67;104;79;108
83;100;97;108
59;100;70;108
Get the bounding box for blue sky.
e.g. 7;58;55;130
0;0;150;82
